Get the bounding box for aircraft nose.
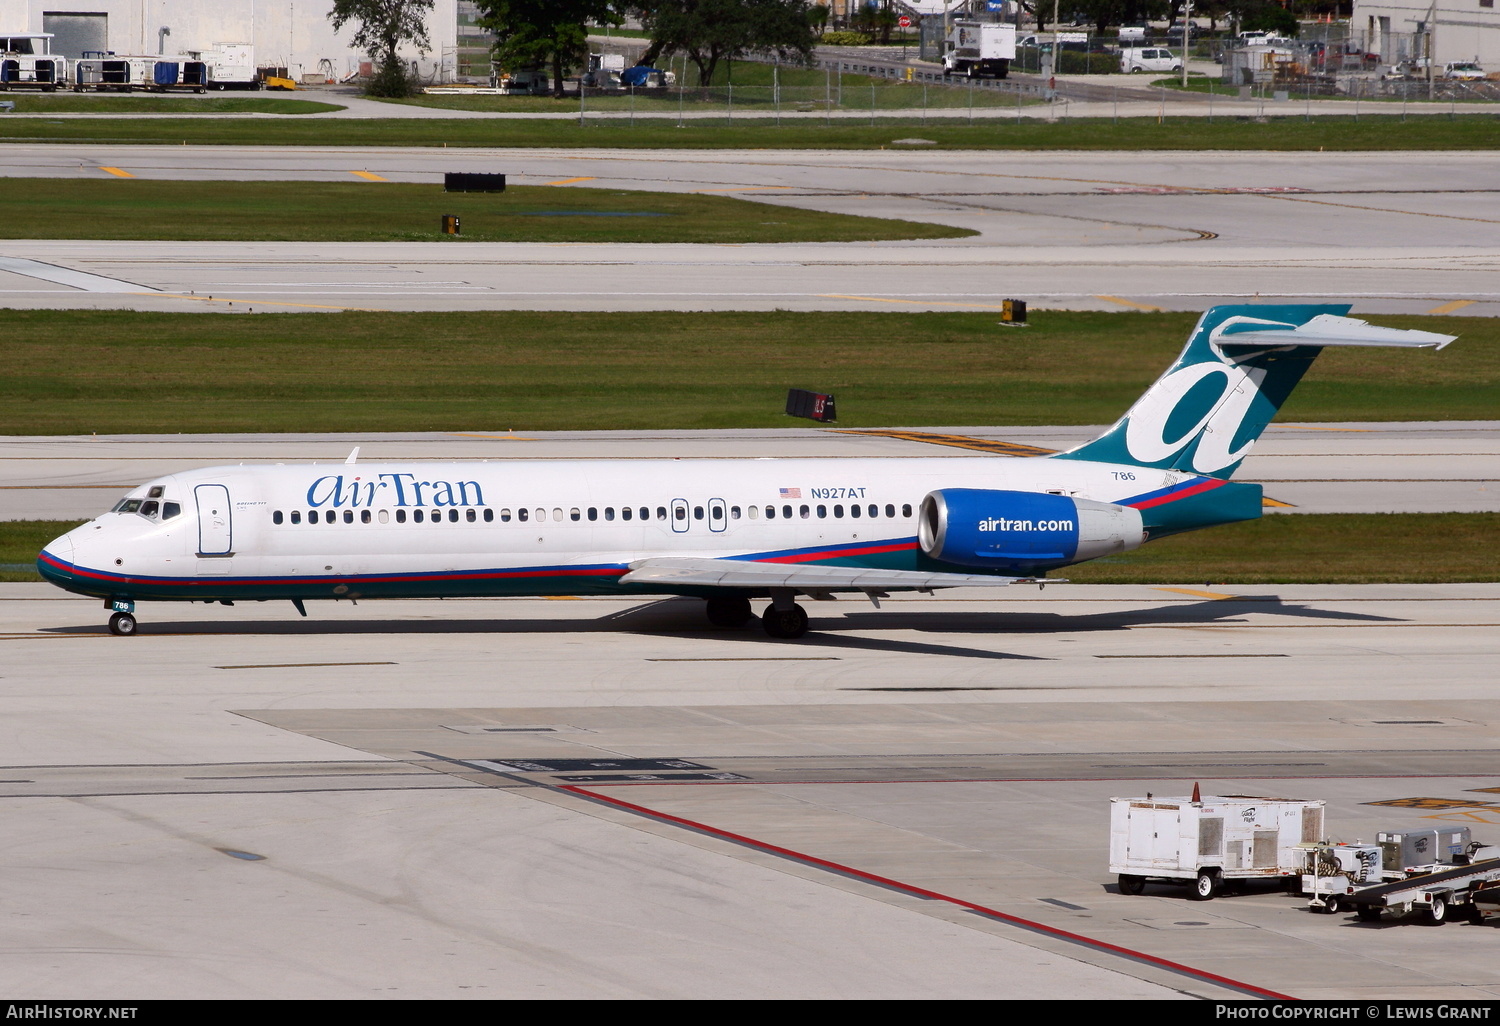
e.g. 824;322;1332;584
39;532;74;566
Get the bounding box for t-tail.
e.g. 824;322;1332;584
1053;304;1454;479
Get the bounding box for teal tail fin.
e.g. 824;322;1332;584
1051;304;1454;480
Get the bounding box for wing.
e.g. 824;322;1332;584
619;556;1034;596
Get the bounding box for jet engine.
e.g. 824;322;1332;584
918;488;1145;571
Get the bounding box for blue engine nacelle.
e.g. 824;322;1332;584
918;488;1145;571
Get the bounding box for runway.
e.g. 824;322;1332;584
4;580;1498;999
1;146;1497;315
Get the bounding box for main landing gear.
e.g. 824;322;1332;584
702;593;811;639
761;601;809;640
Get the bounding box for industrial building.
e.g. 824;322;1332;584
1349;0;1499;65
0;0;462;84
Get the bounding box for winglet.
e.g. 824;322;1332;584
344;447;360;465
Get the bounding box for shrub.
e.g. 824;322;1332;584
819;31;873;46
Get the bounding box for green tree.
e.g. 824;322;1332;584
474;0;623;97
329;0;435;97
634;0;818;86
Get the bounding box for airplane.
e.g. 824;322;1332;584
36;304;1454;639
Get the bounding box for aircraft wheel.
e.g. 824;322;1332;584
108;611;138;636
762;603;809;640
705;596;753;628
1118;874;1146;895
1356;905;1383;923
1190;868;1220;901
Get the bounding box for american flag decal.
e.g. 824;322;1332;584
779;487;801;499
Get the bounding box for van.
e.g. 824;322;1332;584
1120;47;1182;73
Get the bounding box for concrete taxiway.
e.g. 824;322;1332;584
3;581;1499;999
1;146;1496;315
2;423;1494;522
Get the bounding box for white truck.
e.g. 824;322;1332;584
943;21;1016;80
1110;793;1324;899
0;32;66;92
181;43;259;90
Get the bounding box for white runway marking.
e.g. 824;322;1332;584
0;257;153;293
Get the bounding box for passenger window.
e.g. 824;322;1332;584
587;507;597;521
730;506;741;519
621;507;632;521
784;505;794;519
800;505;810;519
674;506;686;521
326;511;338;524
849;504;860;518
362;510;372;524
833;505;843;518
747;506;758;520
535;508;546;523
519;508;529;522
570;508;580;521
711;506;723;521
817;505;827;518
605;507;615;521
273;510;284;525
466;509;476;522
885;504;895;518
552;508;562;521
656;507;667;520
432;512;442;526
500;508;511;522
291;510;301;524
869;504;878;518
483;509;493;522
765;505;775;519
343;510;354;524
902;504;912;518
380;510;390;524
449;509;460;523
693;506;704;520
396;509;406;523
415;509;425;523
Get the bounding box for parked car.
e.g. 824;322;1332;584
1444;61;1486;80
1120;47;1182;74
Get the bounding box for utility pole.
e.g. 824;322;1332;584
1182;0;1192;89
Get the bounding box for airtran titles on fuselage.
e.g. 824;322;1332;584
306;473;486;509
977;517;1075;533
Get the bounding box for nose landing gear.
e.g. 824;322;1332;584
105;599;138;636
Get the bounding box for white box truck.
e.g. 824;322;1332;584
1110;793;1324;899
943;21;1016;80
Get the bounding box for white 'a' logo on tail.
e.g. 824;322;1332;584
1123;361;1268;474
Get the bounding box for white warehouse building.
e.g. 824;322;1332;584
1350;0;1500;65
0;0;469;83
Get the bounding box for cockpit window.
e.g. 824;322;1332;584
148;486;165;499
114;499;143;514
163;502;181;520
140;500;159;518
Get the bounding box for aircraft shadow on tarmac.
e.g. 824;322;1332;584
39;596;1405;663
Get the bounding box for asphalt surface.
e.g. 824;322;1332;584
0;146;1496;315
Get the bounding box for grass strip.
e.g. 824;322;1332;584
0;310;1490;434
6;514;1495;584
1063;513;1500;585
2;114;1499;149
0;180;969;244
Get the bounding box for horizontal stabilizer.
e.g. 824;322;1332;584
1215;314;1455;350
620;556;1022;591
